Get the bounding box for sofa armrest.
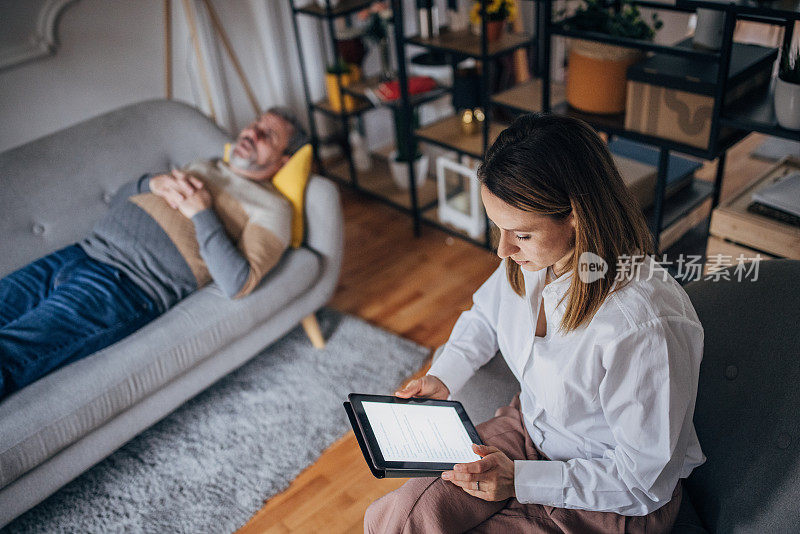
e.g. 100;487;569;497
300;175;343;304
304;175;342;263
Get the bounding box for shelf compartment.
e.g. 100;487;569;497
342;76;451;109
721;79;800;142
676;0;800;21
490;78;567;114
312;98;371;117
646;179;714;249
326;153;439;211
551;22;720;61
416;115;508;158
548;100;749;159
407;30;535;60
294;0;373;18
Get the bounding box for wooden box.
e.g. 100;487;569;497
707;157;800;264
625;39;777;150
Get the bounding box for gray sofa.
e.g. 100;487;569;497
0;99;343;527
447;259;800;533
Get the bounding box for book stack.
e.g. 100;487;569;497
608;138;702;211
748;171;800;228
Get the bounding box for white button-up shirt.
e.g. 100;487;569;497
428;256;706;515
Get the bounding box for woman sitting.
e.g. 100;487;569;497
365;113;704;534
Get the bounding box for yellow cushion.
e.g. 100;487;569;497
271;144;313;248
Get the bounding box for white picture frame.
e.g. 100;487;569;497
436;156;485;240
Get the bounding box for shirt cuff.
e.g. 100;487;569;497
427;347;477;396
514;460;566;507
191;208;221;239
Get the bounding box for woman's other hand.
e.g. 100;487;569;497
395;375;450;400
441;444;516;501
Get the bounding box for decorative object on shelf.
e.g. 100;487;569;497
625;39;778;149
452;63;481;109
563;0;662;114
436;157;485;239
325;60;361;112
409;52;452;124
409;52;452;86
349;128;372;172
335;26;367;77
416;0;440;39
446;0;469;32
469;0;517;43
692;0;739;51
460;107;485;135
775;43;800;131
359;1;394;81
372;75;438;102
315;0;340;7
390;107;428;189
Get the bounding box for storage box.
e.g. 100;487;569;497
707;156;800;263
625;39;777;150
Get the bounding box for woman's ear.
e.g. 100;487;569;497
567;211;576;229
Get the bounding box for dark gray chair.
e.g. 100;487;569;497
441;259;800;533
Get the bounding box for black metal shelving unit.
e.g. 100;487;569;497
391;0;797;253
390;0;543;244
288;0;462;235
291;0;797;253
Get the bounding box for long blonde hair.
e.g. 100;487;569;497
478;113;654;333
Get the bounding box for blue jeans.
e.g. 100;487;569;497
0;245;161;399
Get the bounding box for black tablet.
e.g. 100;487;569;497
347;393;483;475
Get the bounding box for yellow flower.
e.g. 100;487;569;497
471;0;516;22
470;3;481;25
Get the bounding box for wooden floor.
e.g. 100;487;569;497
237;132;775;534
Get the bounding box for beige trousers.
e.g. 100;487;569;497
364;395;682;534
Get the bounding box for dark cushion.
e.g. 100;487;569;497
682;259;800;533
672;486;708;534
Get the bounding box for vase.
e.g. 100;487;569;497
566;39;643;115
486;20;504;43
389;151;429;190
335;35;366;67
774;77;800;131
325;65;359;112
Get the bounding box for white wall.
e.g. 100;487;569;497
0;0;326;153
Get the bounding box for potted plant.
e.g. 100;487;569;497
562;0;662;114
325;59;360;112
359;2;394;81
775;43;800;131
389;107;429;190
469;0;518;43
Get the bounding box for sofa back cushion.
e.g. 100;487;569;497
683;259;800;533
0;99;230;277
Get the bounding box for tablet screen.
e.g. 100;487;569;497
361;401;481;463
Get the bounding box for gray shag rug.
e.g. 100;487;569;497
4;309;428;534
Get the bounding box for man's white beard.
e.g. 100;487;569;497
229;152;268;174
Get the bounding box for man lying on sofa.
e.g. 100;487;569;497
0;107;309;400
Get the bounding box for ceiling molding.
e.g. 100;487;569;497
0;0;79;71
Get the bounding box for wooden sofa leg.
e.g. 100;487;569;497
301;314;325;349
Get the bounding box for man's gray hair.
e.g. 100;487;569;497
266;106;309;156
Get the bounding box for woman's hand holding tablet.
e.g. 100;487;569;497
394;375;450;400
441;443;517;501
